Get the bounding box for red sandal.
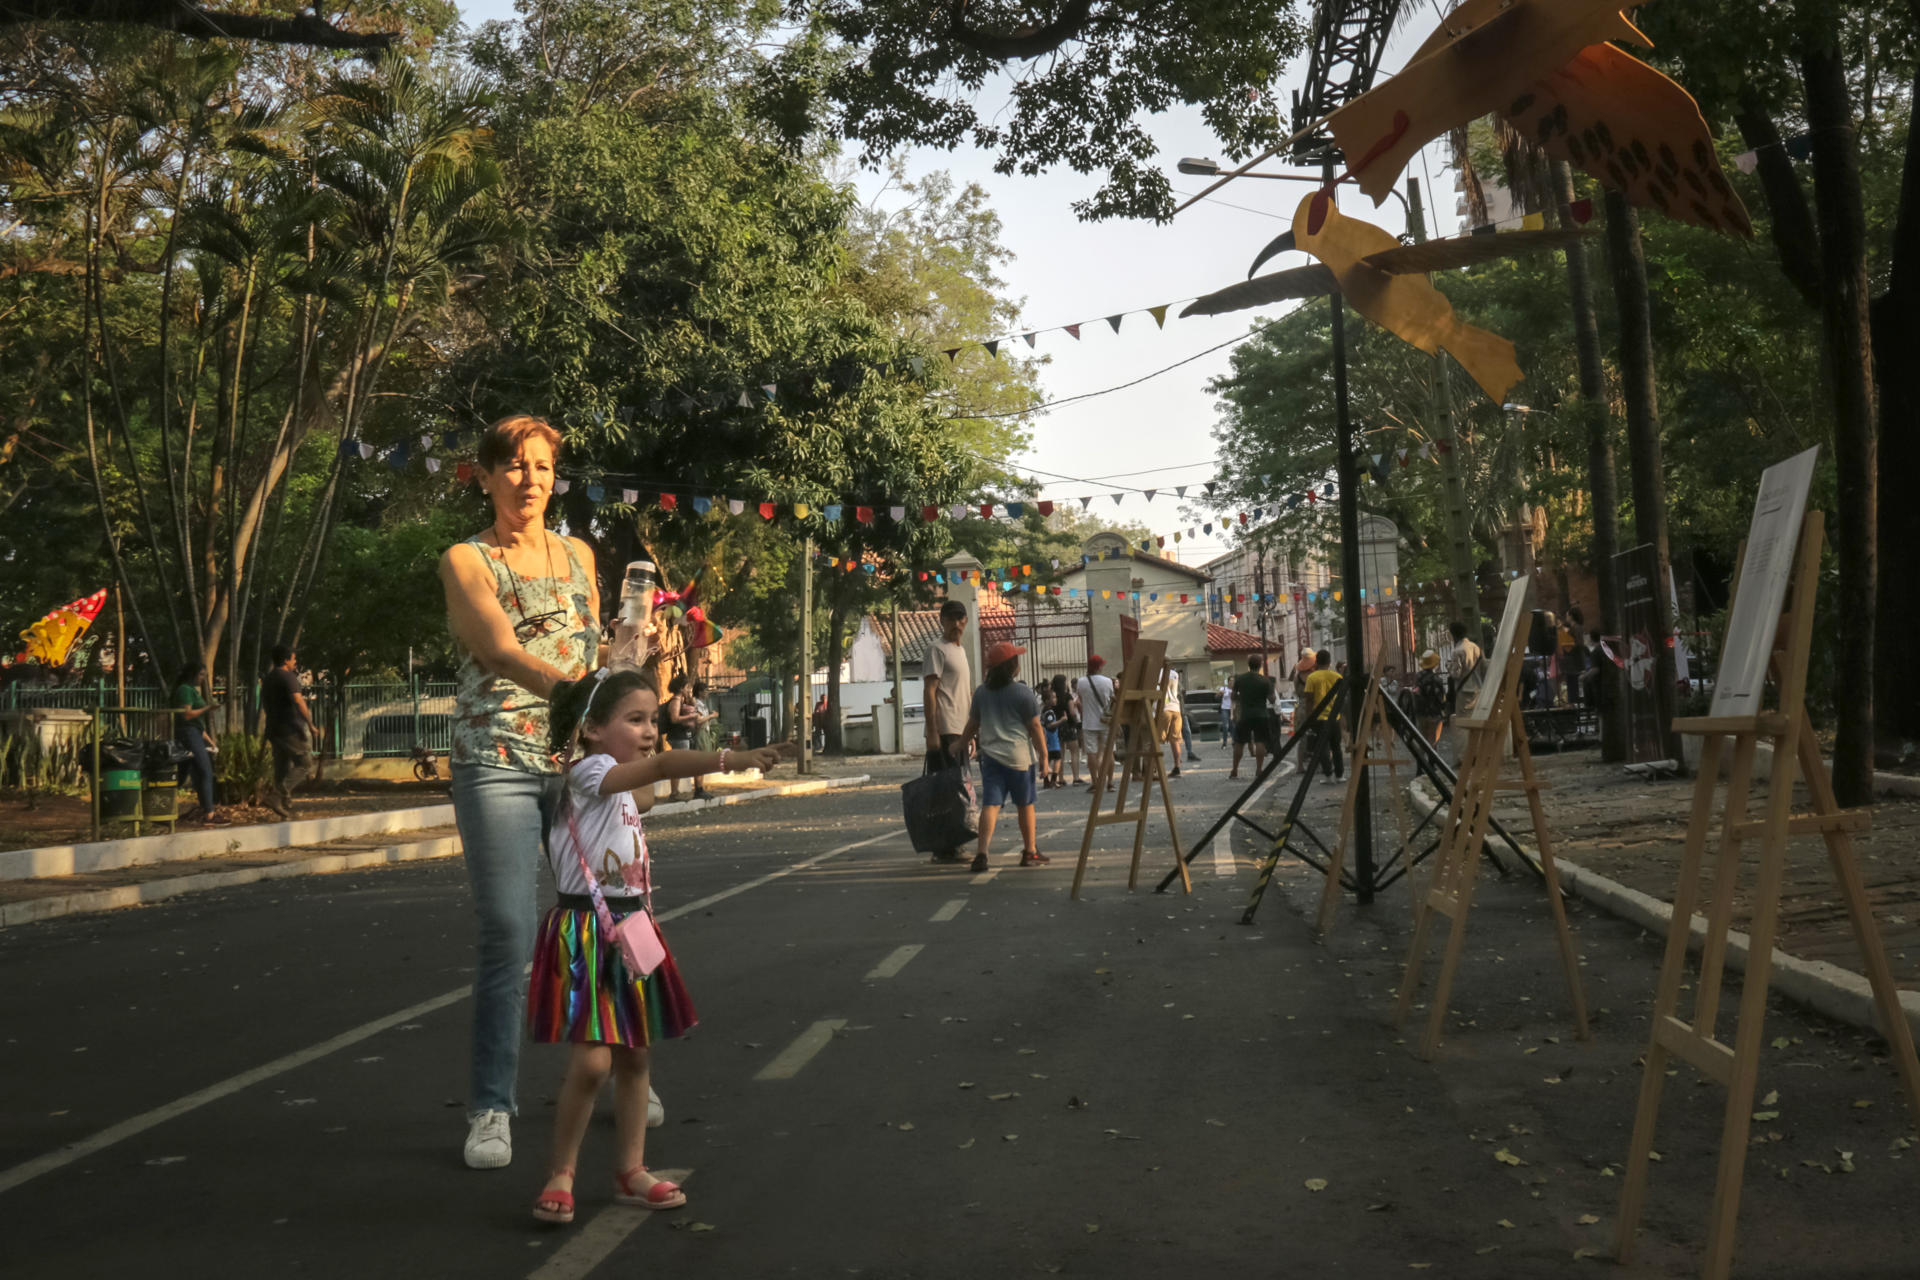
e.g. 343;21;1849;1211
614;1165;686;1210
532;1168;576;1224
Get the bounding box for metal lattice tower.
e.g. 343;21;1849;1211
1289;0;1404;164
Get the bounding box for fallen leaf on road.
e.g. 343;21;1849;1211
897;1122;915;1131
1017;1048;1037;1055
1753;1111;1780;1122
1648;1152;1663;1162
1494;1148;1526;1166
957;1082;975;1090
1205;1119;1227;1127
144;1156;187;1166
1543;1076;1563;1085
1366;1203;1393;1212
1496;1219;1514;1229
1476;1245;1500;1255
988;1093;1019;1102
1762;1090;1779;1106
1409;1264;1433;1270
1600;1167;1616;1178
1304;1178;1328;1192
1003;1134;1019;1142
1772;1036;1791;1049
1853;1099;1875;1109
1574;1247;1601;1260
1094;968;1111;975
957;1138;975;1149
1892;1137;1913;1151
1085;1224;1100;1233
1577;1214;1600;1225
687;1222;716;1233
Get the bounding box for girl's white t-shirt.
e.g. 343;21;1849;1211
549;753;648;899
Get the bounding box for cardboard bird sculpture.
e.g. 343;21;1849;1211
1293;192;1524;404
1325;0;1750;236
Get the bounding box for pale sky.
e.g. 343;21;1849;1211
457;3;1459;568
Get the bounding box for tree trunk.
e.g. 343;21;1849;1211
1873;43;1920;749
1602;190;1681;764
1555;162;1628;762
823;589;848;753
1804;38;1878;803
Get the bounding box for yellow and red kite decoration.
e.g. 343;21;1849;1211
17;589;108;666
1325;0;1750;236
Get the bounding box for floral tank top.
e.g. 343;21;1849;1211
452;533;598;774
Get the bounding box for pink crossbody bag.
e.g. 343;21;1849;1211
564;800;668;979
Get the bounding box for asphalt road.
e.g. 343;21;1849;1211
2;747;1916;1279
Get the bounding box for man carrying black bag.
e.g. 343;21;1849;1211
914;600;974;863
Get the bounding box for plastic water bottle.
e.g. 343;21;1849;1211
608;560;657;670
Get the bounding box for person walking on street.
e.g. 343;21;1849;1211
1444;618;1485;767
1050;674;1084;784
1217;679;1232;745
1228;655;1274;779
1040;687;1065;787
959;642;1049;872
661;674;702;800
172;661;228;826
1302;650;1344;781
260;644;314;819
922;600;973;863
439;413;602;1171
1160;664;1186;778
1074;656;1116;790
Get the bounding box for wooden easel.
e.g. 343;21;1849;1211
1070;640;1190;899
1614;510;1920;1279
1315;675;1416;935
1394;578;1590;1059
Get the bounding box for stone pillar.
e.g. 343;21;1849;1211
941;550;985;682
1081;532;1134;667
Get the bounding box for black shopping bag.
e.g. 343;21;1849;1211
900;752;979;854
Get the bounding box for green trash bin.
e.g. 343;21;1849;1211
100;767;142;820
141;772;179;821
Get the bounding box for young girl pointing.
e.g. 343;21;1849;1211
529;669;790;1225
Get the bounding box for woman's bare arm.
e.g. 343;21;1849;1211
440;542;569;698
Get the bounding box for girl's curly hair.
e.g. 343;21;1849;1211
546;668;658;759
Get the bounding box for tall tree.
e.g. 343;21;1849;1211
1603;191;1680;765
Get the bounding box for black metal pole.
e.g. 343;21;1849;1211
1326;165;1373;903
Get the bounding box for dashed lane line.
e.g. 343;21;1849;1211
929;898;968;922
754;1019;848;1081
0;830;903;1198
526;1168;692;1280
864;944;924;980
970;867;1000;885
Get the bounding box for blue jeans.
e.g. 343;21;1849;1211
175;723;215;812
452;762;557;1116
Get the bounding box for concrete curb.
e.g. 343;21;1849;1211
1752;741;1920;798
0;774;870;930
0;768;774;882
1404;778;1920;1041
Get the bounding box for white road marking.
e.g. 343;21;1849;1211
1213;841;1236;875
970;867;1000;885
0;830;901;1199
865;944;924;980
754;1019;847;1081
526;1168;692;1280
929;898;968;922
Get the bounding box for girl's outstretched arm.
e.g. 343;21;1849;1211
597;742;795;796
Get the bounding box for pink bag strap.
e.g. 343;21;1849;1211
561;781;650;936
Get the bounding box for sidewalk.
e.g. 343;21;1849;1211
1494;750;1920;994
0;767;882;928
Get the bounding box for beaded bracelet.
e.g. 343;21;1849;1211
717;747;730;773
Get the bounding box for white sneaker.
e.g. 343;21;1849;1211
647;1086;664;1128
463;1109;512;1169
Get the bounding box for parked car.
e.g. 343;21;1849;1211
1181;689;1220;734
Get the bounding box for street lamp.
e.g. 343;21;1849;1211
1176;156;1413;222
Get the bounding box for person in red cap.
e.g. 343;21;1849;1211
958;640;1049;871
1074;655;1116;791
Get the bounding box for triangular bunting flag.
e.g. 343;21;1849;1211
1175;485;1187;498
794;503;811;519
759;502;775;519
980;504;995;519
1111;493;1124;505
623;489;639;505
889;505;905;521
358;441;375;460
551;477;568;494
855;506;873;523
691;496;711;515
1036;500;1054;517
951;503;967;520
737;391;753;408
983;340;999;358
587;484;605;503
660;493;677;510
456;462;473;483
1064;324;1081;340
1148;304;1168;328
1006;502;1024;518
1143;489;1156;501
942;348;961;362
1079;496;1092;510
1105;314;1123;334
1022;333;1037;348
425;456;441;474
729;498;745;515
762;384;777;401
909;356;926;376
824;504;843;522
921;505;938;521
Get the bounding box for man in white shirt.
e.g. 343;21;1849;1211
921;600;974;863
1074;655;1117;790
923;600;972;768
1217;681;1233;745
1444;618;1485;766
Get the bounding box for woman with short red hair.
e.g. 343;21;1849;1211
439;414;601;1171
